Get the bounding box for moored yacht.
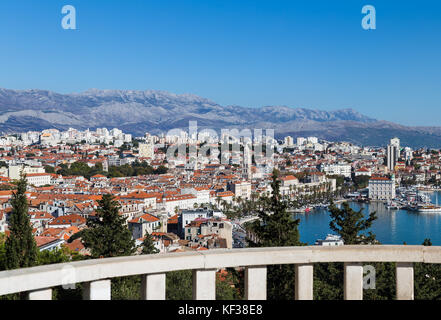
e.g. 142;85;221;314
417;204;441;213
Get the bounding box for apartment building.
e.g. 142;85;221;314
128;213;161;240
321;163;352;178
184;217;233;249
227;181;252;200
26;173;52;187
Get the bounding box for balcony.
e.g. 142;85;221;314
0;245;440;300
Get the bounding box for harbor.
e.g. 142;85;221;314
380;186;441;213
293;190;441;246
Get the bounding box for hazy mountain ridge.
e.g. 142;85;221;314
0;88;439;148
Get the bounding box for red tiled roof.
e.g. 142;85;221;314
35;236;62;247
280;175;298;181
129;213;160;224
48;214;86;226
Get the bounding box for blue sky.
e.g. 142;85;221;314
0;0;440;126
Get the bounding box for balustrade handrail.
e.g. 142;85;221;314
0;245;440;297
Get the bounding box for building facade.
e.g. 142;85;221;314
368;175;396;201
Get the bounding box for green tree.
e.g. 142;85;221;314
415;238;441;300
362;262;396;300
0;233;6;271
141;233;159;255
328;201;377;245
81;194;137;300
154;165;168;175
313;202;396;300
5;175;38;270
313;262;344;300
216;269;242;300
82;194;135;258
247;169;303;299
166;270;193;300
36;247;70;265
326;175;345;188
353;175;370;189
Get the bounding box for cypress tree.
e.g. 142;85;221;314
81;194;137;300
5;174;37;270
82;194;135;258
141;233;159;255
248;169;302;248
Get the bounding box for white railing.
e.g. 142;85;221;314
1;245;440;300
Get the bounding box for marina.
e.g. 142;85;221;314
294;190;441;246
388;186;441;213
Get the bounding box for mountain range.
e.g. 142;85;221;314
0;88;440;148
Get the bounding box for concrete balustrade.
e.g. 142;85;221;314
192;269;216;300
83;280;111;300
396;263;414;300
27;288;52;300
0;245;440;300
344;263;364;300
141;273;166;300
245;266;267;300
295;264;314;300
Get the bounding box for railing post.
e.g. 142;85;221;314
396;262;414;300
82;279;111;300
295;264;313;300
141;273;166;300
344;263;363;300
27;288;52;300
192;269;216;300
245;266;267;300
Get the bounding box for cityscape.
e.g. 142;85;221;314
1;125;441;301
1;127;441;250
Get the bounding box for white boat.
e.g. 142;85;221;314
315;234;344;246
417;205;441;213
385;201;399;210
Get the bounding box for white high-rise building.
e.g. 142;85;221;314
390;137;400;148
284;136;294;147
110;128;123;138
404;147;413;163
307;137;318;144
387;138;400;172
387;145;398;172
390;137;400;158
297;137;306;146
243;144;252;180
